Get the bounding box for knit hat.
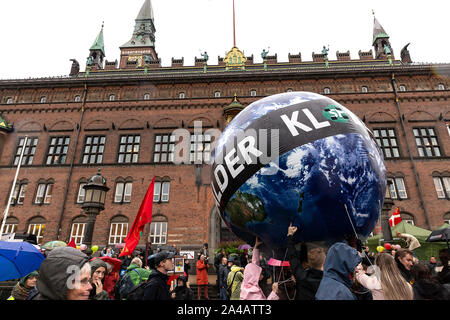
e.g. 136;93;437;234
19;270;39;287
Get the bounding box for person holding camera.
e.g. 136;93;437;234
196;254;210;299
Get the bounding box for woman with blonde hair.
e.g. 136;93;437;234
355;252;413;300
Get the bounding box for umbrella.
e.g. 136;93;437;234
41;240;67;250
115;243;125;249
238;244;252;250
267;258;290;267
426;227;450;251
96;256;122;273
0;240;45;281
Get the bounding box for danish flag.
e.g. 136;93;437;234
389;207;402;227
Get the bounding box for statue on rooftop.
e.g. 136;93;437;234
322;46;329;58
261;48;269;60
383;44;392;55
201;51;209;62
144;55;152;64
87;56;93;66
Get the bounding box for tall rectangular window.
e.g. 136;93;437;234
413;127;441;157
46;136;70;165
150;222;167;244
154;181;170;203
11;183;27;205
27;224;45;244
153;134;175;163
14;137;38;166
35;183;53;204
77;183;86;203
82;135;105;164
118;135;140;163
108;223;128;245
114;182;132;203
434;177;450;199
190;133;211;163
373;128;400;158
3;223;18;234
70;223;86;245
388;177;407;199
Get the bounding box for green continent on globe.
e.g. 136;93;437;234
226;191;268;229
322;104;349;123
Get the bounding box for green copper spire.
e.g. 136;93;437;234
372;15;389;45
90;23;105;56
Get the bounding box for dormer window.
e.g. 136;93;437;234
6;97;13;104
109;94;116;101
361;86;368;93
214;91;221;98
398;85;406;92
250;90;257;97
144;93;150;100
438;84;445;90
323;87;331;94
74;95;81;102
40;96;47;103
179;92;185;99
286;88;293;93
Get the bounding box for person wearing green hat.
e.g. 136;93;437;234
7;271;39;300
88;258;110;300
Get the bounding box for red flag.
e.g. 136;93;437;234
67;238;76;248
389;207;402;227
119;177;155;257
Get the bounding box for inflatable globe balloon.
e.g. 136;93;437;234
210;92;386;253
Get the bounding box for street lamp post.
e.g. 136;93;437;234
82;169;109;248
381;180;394;243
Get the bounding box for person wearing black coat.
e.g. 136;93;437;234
142;252;175;300
437;249;450;285
171;276;194;300
395;249;414;284
286;223;309;299
411;262;450;300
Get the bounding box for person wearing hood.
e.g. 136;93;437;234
142;251;174;300
411;262;450;300
30;246;92;300
170;275;194;300
395;248;414;284
7;271;39;300
240;237;279;300
88;258;110;300
227;258;244;300
315;242;362;300
103;262;119;299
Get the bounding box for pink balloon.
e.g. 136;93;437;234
394;244;401;250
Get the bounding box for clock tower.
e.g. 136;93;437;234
119;0;158;69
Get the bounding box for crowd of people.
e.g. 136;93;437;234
5;226;450;301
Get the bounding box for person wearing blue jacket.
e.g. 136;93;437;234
315;242;362;300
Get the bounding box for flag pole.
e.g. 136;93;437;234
0;136;28;239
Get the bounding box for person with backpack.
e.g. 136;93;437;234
142;251;175;300
227;258;244;300
117;257;151;300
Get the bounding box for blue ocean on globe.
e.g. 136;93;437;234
211;92;386;251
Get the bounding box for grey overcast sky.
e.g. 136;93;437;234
0;0;449;79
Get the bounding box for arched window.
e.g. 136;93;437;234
398;85;406;92
286;88;293;93
76;178;88;204
432;172;450;199
144;93;150;100
6;97;13;104
74;95;81;102
444;212;450;225
361;86;368;93
70;216;87;245
400;212;415;226
323;87;331;94
179;92;185;99
3;216;19;234
214;91;221;98
250;90;257;97
150;215;168;245
438;84;445;91
40;96;47;103
27;216;46;244
9;179;28;205
109;94;115;101
108;215;129;245
35;179;54;205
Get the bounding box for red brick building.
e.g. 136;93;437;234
0;0;449;255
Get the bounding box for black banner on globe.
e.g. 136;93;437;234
211;98;371;213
